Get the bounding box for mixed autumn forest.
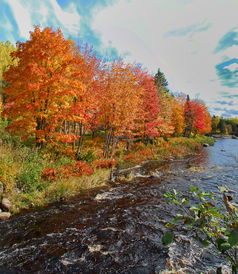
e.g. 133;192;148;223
0;26;235;211
1;27;211;147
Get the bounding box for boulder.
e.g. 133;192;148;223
203;143;209;147
1;198;12;211
0;212;11;221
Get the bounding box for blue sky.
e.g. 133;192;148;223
1;0;238;117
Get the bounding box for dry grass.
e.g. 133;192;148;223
12;168;110;213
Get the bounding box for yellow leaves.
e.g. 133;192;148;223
0;41;18;80
172;98;185;136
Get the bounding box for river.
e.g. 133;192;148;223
0;138;237;273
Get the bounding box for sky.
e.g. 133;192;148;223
1;0;238;117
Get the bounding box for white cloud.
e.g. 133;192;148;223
225;63;238;72
92;0;238;116
209;95;238;117
6;0;81;39
3;0;238;116
0;9;15;42
48;0;81;35
7;0;32;39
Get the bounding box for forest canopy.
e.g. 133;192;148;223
1;26;212;158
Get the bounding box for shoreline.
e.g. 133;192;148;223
4;136;214;215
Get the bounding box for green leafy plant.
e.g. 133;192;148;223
16;148;46;193
77;150;97;162
163;186;238;273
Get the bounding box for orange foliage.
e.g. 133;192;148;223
98;61;144;136
61;161;94;178
138;71;161;138
41;168;57;181
123;154;135;160
172;98;185;136
42;161;93;181
3;27;101;151
94;158;118;168
2;26;212;158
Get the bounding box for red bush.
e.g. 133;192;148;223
41;161;94;181
41;168;57;181
94;158;118;169
61;161;94;178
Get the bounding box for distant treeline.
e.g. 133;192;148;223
211;116;238;136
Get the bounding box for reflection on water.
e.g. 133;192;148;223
0;139;237;273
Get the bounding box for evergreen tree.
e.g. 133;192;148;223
211;115;220;133
217;118;226;134
154;68;168;91
184;95;193;136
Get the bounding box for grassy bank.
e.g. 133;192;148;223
116;135;214;169
0;122;214;213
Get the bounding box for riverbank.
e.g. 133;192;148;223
0;135;214;214
0;138;235;273
211;134;238;139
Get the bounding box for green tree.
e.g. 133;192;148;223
184;95;193;136
154;68;168;91
211;115;220;133
0;41;18;102
217;118;226;134
226;118;238;136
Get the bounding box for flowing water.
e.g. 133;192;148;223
0;138;238;273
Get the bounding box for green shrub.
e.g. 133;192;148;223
16;148;46;193
52;155;75;168
77;150;97;162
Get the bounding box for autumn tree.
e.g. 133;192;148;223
2;25;213;160
3;27;85;148
98;61;144;157
200;103;211;134
171;96;185;136
156;89;175;137
61;43;103;156
138;71;161;141
184;96;208;136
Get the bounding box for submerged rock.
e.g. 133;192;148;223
0;212;11;221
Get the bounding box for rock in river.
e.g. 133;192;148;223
0;212;11;221
1;198;12;211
